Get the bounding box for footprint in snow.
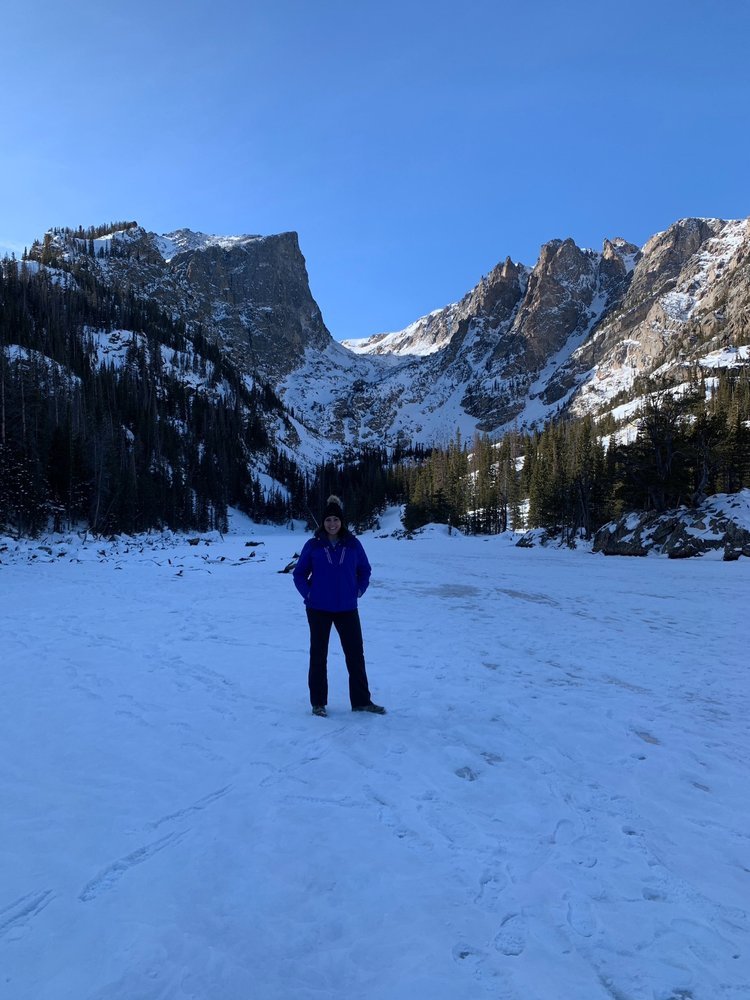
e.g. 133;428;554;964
633;729;661;745
494;913;526;956
452;942;486;966
79;831;185;902
565;895;596;938
549;818;575;845
475;869;509;905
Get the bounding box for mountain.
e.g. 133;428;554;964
29;224;332;383
337;218;749;441
0;242;315;535
3;215;749;538
25;216;749;453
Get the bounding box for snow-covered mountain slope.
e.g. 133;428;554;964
281;220;750;443
343;305;462;357
152;229;267;261
288;218;749;445
23;215;750;452
563;217;750;419
2;519;748;998
31;223;332;385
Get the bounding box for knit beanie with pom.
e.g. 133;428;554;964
322;495;344;521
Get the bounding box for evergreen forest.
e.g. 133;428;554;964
0;257;302;535
1;255;749;540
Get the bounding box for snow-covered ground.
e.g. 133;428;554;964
1;512;747;1000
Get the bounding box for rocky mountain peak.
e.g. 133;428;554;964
602;237;639;260
155;228;266;260
506;237;601;366
632;217;725;298
599;237;639;298
30;223;333;381
462;255;527;326
22;213;748;454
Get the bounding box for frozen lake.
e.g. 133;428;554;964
2;515;747;999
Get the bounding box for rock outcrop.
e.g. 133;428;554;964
568;217;750;418
36;226;332;382
27;215;750;449
166;231;331;379
592;491;750;559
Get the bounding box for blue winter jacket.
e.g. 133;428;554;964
293;531;372;612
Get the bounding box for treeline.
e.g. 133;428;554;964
2;248;748;541
390;372;750;540
24;222;139;264
304;442;425;530
48;222;138;240
247;369;750;540
0;258;301;536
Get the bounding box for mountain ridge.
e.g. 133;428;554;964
21;214;750;452
3;216;749;537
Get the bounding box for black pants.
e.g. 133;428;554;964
306;608;371;708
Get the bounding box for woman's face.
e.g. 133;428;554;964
324;515;341;536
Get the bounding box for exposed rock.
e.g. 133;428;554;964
169;231;331;379
592;491;750;558
343;256;527;361
516;528;554;548
501;238;600;368
37;225;332;383
568;217;750;420
27;215;750;449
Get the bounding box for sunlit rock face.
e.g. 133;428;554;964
31;215;749;447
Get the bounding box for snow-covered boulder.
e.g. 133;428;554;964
592;490;750;559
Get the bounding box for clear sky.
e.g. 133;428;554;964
2;0;749;340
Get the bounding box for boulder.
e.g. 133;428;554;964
592;490;750;558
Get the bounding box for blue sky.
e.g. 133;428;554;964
2;0;748;340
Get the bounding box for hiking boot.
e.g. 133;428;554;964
352;702;386;714
312;705;327;717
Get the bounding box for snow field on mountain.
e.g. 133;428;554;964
2;515;748;1000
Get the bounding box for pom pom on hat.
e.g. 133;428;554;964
323;495;344;521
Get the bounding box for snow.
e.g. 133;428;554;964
703;488;750;527
154;231;265;263
576;338;750;435
660;219;748;323
86;329;230;399
3;345;81;385
342;307;457;358
88;329;143;368
13;259;73;286
660;291;694;322
2;516;748;999
621;251;639;275
284;330;524;451
514;291;612;430
700;345;750;370
649;220;747;328
688;219;748;299
568;219;749;420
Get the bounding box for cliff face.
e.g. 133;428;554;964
35;225;332;383
167;231;331;379
337;217;748;441
567;217;749;418
338;233;640;435
28;215;750;450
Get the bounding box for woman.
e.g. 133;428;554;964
293;496;385;717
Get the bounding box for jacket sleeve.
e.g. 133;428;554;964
355;539;372;598
292;541;313;600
